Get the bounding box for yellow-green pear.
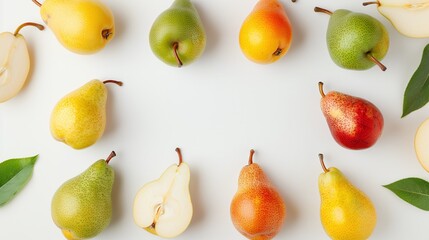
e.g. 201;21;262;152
33;0;115;54
52;151;116;240
318;154;377;240
50;80;122;149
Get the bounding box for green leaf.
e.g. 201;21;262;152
384;177;429;211
0;155;38;206
402;44;429;117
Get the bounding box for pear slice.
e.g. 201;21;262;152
0;22;44;103
415;118;429;171
133;148;193;238
364;0;429;38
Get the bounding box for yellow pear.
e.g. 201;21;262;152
318;154;376;240
50;80;122;149
33;0;115;54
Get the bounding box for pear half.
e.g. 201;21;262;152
364;0;429;38
133;148;193;238
0;22;44;103
415;118;429;171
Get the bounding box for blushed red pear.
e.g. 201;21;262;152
319;82;384;150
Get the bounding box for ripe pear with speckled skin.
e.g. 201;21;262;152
51;152;116;240
318;154;377;240
230;150;286;240
50;80;122;149
319;82;384;150
315;7;389;71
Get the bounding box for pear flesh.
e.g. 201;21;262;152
133;152;193;238
415;118;429;172
318;154;376;240
51;155;115;240
375;0;429;38
50;80;109;149
0;32;29;103
38;0;115;54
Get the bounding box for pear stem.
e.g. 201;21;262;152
362;1;380;6
103;80;123;86
248;149;255;165
314;7;333;15
318;82;326;98
176;148;183;165
172;42;183;68
106;151;117;164
319;154;329;173
32;0;42;7
102;29;113;40
367;53;387;71
14;22;44;36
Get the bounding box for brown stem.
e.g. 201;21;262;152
103;80;123;86
291;0;297;2
319;154;329;173
106;151;117;164
367;53;387;71
248;149;255;165
362;1;380;6
172;42;183;68
102;29;113;40
176;148;183;165
14;22;44;36
314;7;333;15
318;82;326;98
273;48;283;56
32;0;42;7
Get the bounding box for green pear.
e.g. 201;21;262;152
33;0;115;54
318;154;377;240
149;0;206;67
50;80;122;150
51;151;116;240
314;7;389;71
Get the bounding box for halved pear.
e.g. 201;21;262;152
364;0;429;38
0;22;44;103
415;118;429;171
133;148;193;238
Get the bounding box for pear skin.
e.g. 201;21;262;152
239;0;293;64
51;152;116;239
230;150;286;240
50;80;122;149
319;82;384;150
318;154;376;240
34;0;115;54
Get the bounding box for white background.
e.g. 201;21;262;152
1;0;429;239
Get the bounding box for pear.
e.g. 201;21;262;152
230;149;286;240
0;22;44;103
50;79;122;149
133;148;193;238
32;0;115;54
318;154;377;240
239;0;293;64
414;118;429;172
51;151;116;240
149;0;206;67
363;0;429;38
319;82;384;150
314;7;389;71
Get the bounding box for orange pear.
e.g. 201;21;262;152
230;150;286;239
239;0;293;64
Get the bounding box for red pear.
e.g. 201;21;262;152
319;82;384;150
